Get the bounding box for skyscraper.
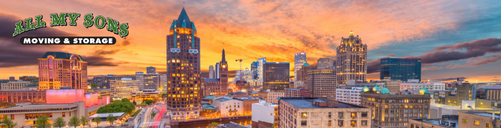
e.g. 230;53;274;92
294;53;307;82
263;62;290;92
166;8;201;120
38;52;87;90
317;58;334;69
218;49;228;90
215;63;220;79
135;72;145;89
257;57;266;81
209;65;214;79
147;66;156;74
336;31;367;84
380;58;421;82
307;68;336;99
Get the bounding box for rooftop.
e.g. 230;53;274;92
412;118;458;128
89;112;125;118
214;97;233;102
467;112;501;119
1;103;78;110
281;97;366;108
234;96;260;101
217;122;249;128
41;52;83;61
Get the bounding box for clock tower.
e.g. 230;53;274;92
218;49;228;94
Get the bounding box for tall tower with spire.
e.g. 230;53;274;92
166;8;201;120
336;31;367;84
218;49;228;93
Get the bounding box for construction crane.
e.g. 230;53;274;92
235;57;260;82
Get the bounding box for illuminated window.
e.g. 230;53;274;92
487;123;491;127
351;112;357;118
475;121;479;126
462;119;467;123
351;120;356;126
301;112;307;118
328;120;331;126
62;112;65;117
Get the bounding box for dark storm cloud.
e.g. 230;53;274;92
367;38;501;73
0;13;127;67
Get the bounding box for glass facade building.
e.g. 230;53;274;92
380;58;421;82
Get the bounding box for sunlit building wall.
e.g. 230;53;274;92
1;81;30;90
38;52;87;90
294;53;307;83
110;78;139;101
336;31;367;84
263;62;290;92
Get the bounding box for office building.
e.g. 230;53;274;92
475;86;501;100
278;97;371;128
263;62;290;92
1;81;30;90
18;76;38;83
400;82;445;94
336;31;367;84
307;68;336;99
251;61;258;79
235;68;254;82
336;87;363;105
294;53;307;82
440;83;475;106
160;74;167;91
251;102;278;128
110;78;139;101
143;73;159;90
38;52;88;90
380;58;421;82
209;65;214;79
257;57;267;81
166;8;202;120
147;66;156;74
215;62;220;79
360;85;431;128
284;87;311;97
89;74;125;89
317;58;334;69
135;72;145;89
8;76;15;81
296;63;315;88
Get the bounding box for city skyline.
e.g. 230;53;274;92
1;0;501;82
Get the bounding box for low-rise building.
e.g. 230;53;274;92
212;97;243;117
0;102;87;127
1;81;30;90
400;82;445;94
234;96;260;115
131;89;162;103
258;91;284;104
409;115;458;128
279;97;371;128
252;102;278;128
459;112;501;128
284;88;311;97
336;87;363;105
0;90;46;104
110;78;139;101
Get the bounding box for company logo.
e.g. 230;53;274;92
12;13;129;45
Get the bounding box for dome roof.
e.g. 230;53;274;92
303;63;310;66
380;84;391;95
373;86;380;92
203;95;216;100
361;86;370;93
419;84;431;95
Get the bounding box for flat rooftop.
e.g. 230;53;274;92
2;103;77;109
467;112;501;119
281;97;366;108
412;119;458;128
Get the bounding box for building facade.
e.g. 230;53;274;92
166;8;202;120
458;112;500;128
147;66;156;74
234;97;260;116
336;87;363;105
131;89;162;102
284;88;312;97
279;97;371;128
307;69;336;99
110;78;139;101
89;74;125;89
360;86;431;128
212;97;243;117
209;65;214;79
0;102;86;127
317;58;334;69
294;53;307;82
143;73;159;90
263;62;290;92
380;58;421;82
251;102;278;128
0;90;46;104
400;82;445;94
258;91;284;104
1;81;30;90
38;52;87;90
336;31;367;84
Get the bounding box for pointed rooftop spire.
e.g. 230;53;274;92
222;48;226;62
349;31;354;37
176;8;191;28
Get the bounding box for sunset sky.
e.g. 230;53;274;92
1;0;500;82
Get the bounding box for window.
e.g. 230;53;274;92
301;112;307;118
301;121;307;126
328;120;331;126
462;119;467;123
475;121;480;126
351;112;357;118
338;120;344;127
362;120;367;126
329;112;331;118
339;112;344;118
487;123;491;127
62;112;65;117
351;120;356;126
11;115;14;120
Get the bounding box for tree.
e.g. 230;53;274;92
121;98;130;103
106;114;115;126
53;117;66;128
35;115;51;128
133;100;137;105
80;116;89;127
93;117;102;127
0;117;17;128
90;83;98;89
69;116;80;128
144;99;155;105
